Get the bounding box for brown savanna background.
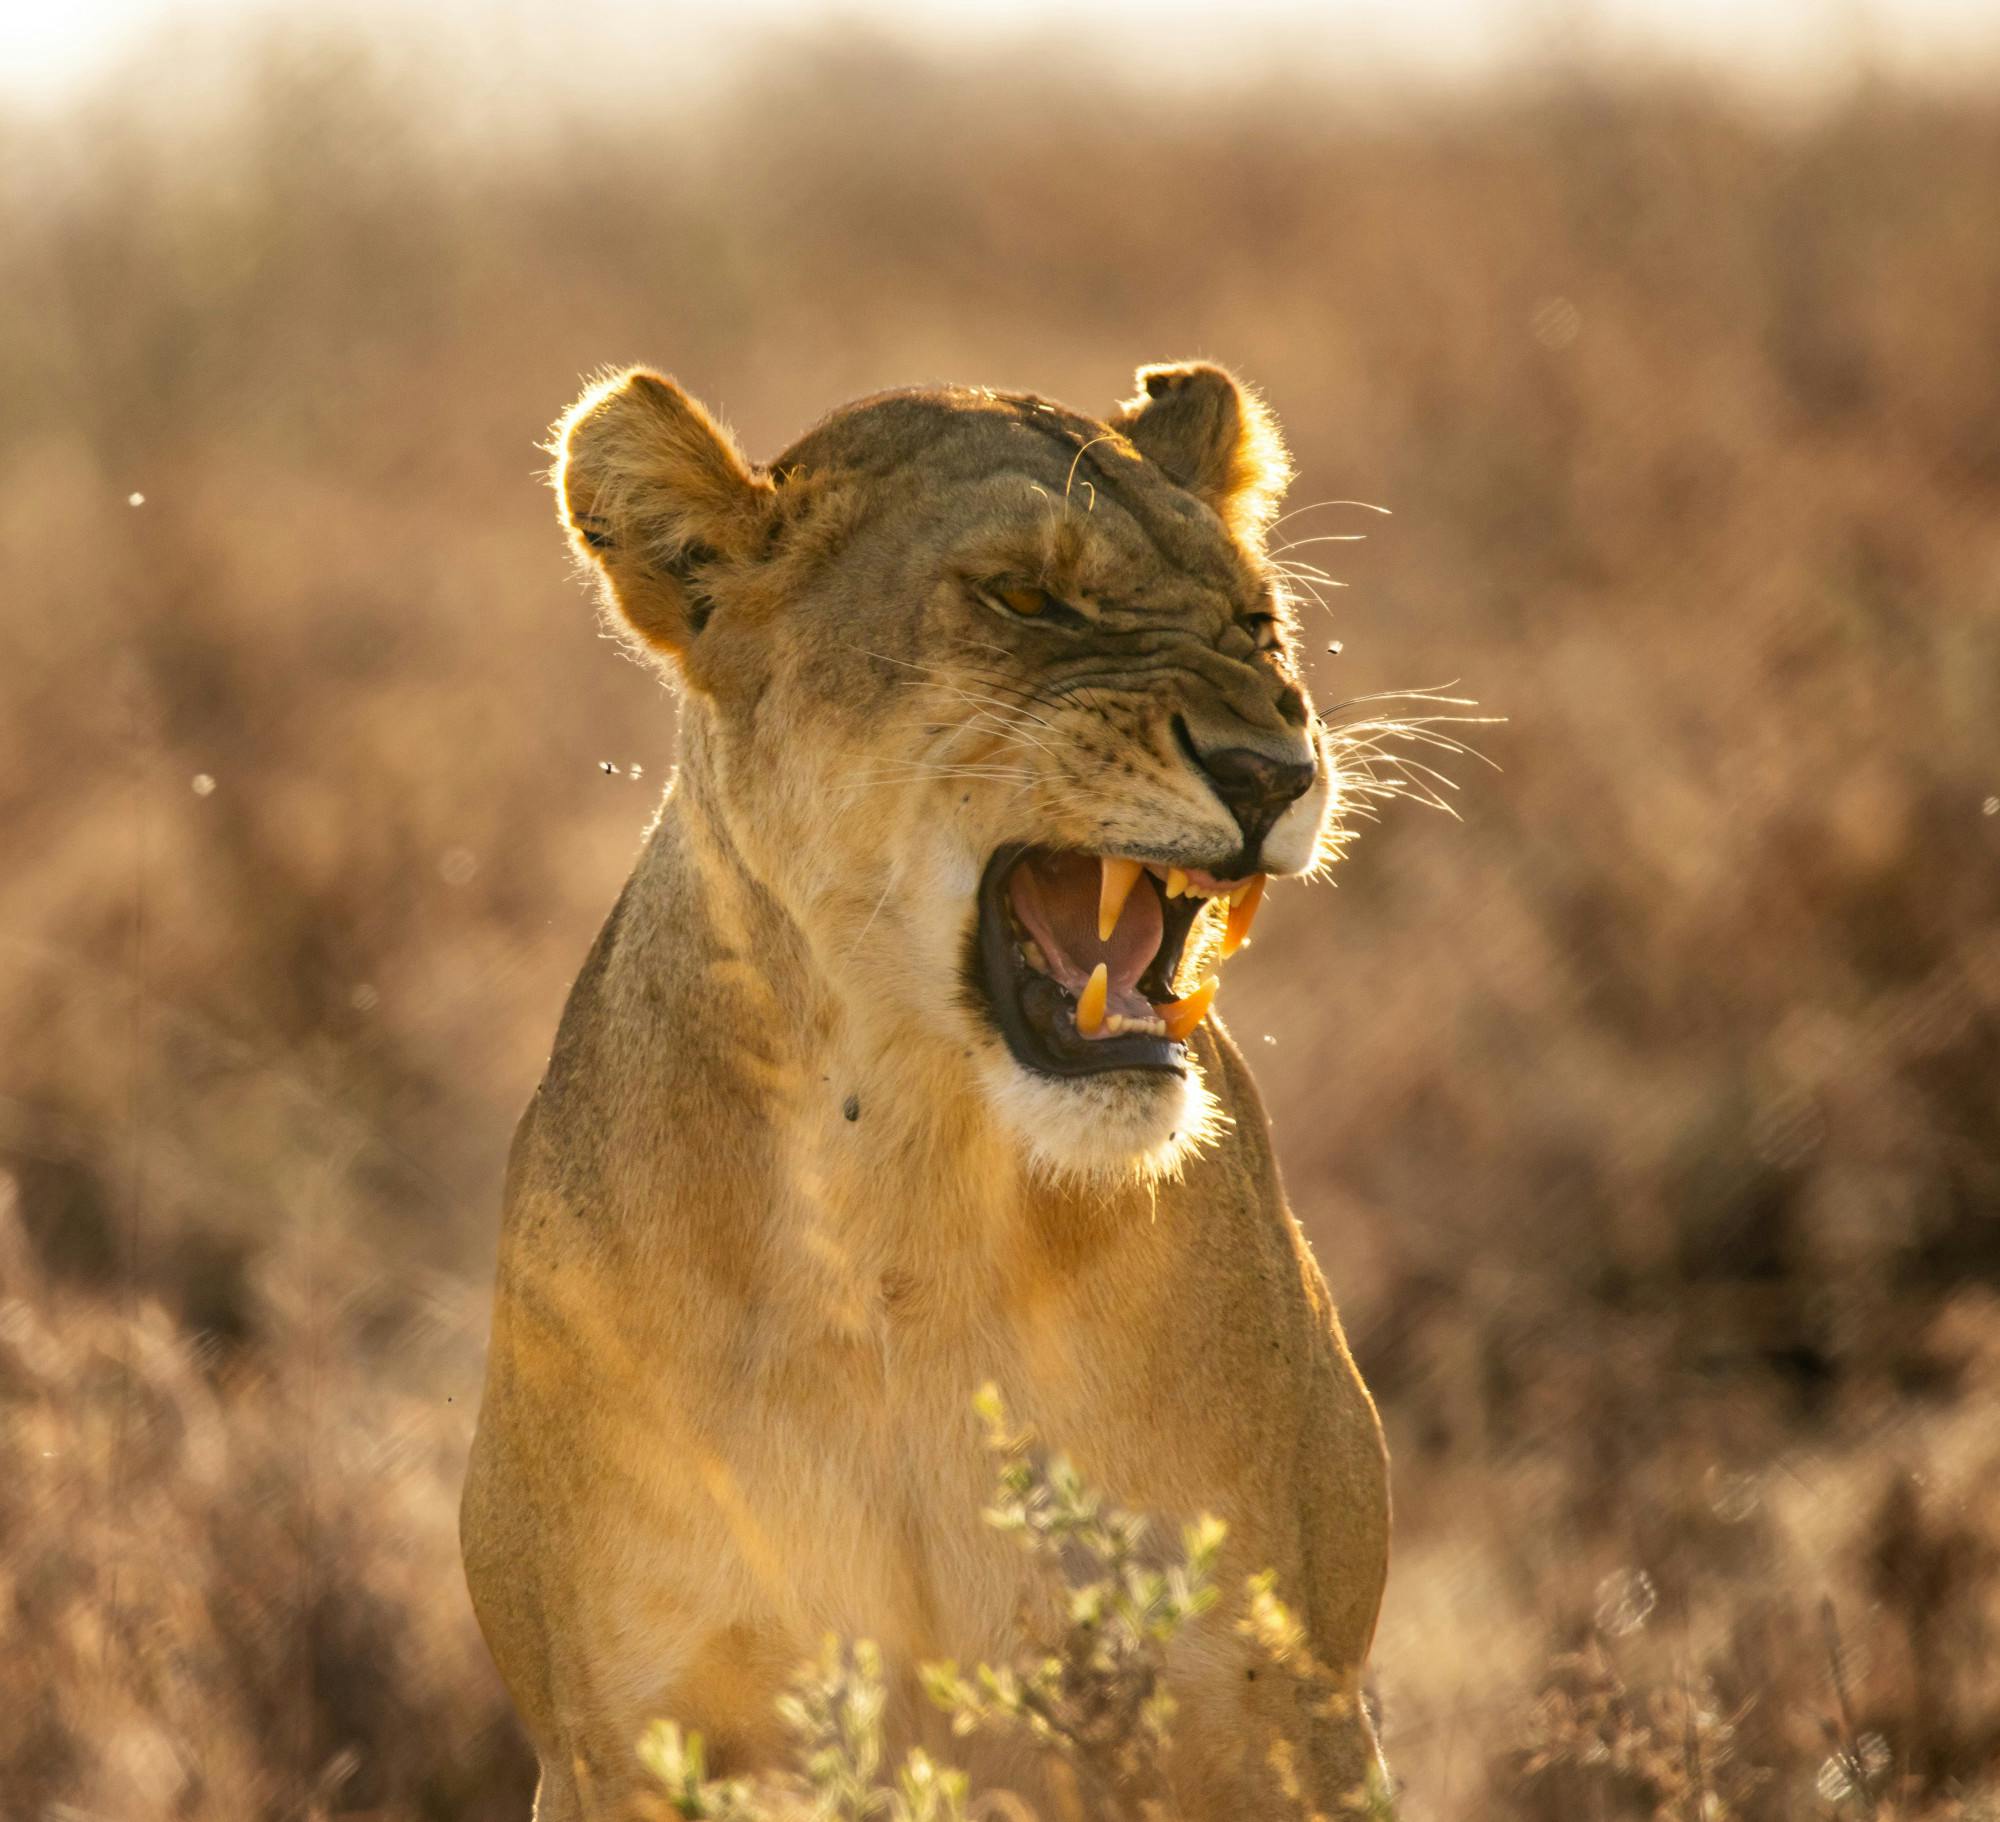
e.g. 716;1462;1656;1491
5;16;2000;1818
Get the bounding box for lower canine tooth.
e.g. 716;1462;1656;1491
1022;940;1047;972
1076;962;1109;1037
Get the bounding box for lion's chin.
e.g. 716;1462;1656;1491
977;1049;1223;1186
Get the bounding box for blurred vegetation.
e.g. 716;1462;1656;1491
2;22;1998;1819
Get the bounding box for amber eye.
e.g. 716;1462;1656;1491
992;584;1055;619
1244;612;1282;652
976;580;1093;629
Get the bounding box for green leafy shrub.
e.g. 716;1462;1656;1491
629;1389;1316;1822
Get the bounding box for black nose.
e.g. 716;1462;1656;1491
1193;744;1317;846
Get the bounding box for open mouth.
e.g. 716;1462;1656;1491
972;846;1267;1079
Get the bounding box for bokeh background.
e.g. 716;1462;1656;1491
5;2;2000;1815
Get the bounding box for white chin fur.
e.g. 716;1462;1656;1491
978;1049;1222;1184
1261;770;1331;876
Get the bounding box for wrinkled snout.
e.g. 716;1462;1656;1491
1188;738;1318;851
1176;701;1327;876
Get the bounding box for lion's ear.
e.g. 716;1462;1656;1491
1112;362;1292;540
553;368;773;657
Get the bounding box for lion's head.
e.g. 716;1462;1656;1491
554;362;1341;1178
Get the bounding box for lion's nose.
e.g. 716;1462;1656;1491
1190;740;1318;846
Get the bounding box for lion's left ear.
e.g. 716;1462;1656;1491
1111;362;1293;541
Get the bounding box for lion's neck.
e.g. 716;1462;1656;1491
562;762;1036;1284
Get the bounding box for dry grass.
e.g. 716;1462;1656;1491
3;24;1999;1819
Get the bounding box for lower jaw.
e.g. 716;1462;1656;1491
982;1044;1213;1185
971;845;1189;1081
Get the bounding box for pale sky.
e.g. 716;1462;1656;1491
4;0;1999;104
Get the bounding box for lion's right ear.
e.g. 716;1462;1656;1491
552;369;773;658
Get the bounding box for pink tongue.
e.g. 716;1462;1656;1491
1008;852;1162;1017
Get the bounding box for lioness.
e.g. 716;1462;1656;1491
461;363;1390;1819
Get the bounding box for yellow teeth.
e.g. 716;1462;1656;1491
1098;856;1144;942
1076;962;1109;1038
1053;861;1269;1042
1156;976;1219;1042
1221;875;1266;958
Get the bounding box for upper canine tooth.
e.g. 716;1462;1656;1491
1098;856;1144;943
1221;875;1267;957
1165;867;1189;899
1076;962;1109;1038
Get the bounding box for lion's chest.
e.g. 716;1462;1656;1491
701;1279;1074;1653
610;1213;1164;1687
544;1124;1212;1754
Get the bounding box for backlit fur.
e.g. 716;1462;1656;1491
461;364;1390;1819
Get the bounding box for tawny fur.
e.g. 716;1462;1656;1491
460;363;1390;1820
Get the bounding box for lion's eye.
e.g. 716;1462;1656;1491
994;585;1055;619
1244;613;1282;652
975;580;1092;630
